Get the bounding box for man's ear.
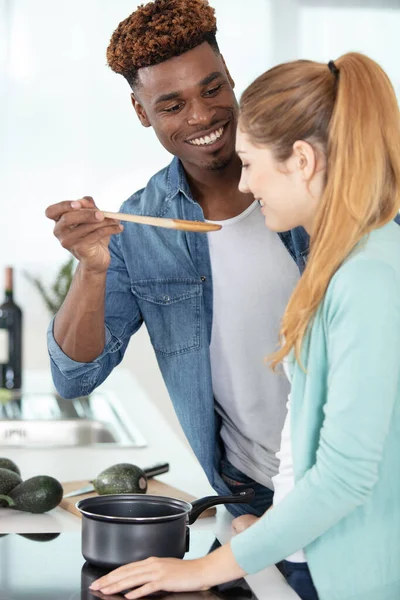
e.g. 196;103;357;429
220;55;235;89
131;93;151;128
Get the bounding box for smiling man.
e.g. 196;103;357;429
45;0;308;517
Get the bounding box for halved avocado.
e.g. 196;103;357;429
93;463;148;495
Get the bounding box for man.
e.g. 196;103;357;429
46;0;308;517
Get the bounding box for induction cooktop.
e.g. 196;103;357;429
0;531;257;600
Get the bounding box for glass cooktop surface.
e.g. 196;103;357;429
0;531;257;600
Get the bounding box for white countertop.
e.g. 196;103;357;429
0;369;299;599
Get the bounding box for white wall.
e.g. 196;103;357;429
1;0;399;444
0;0;271;445
299;4;399;91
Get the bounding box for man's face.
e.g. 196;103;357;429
132;42;238;172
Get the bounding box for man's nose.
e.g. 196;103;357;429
187;98;217;127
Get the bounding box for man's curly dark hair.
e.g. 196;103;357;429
106;0;219;89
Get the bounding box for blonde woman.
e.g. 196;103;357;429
90;53;400;600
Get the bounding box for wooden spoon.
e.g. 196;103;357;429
102;211;222;233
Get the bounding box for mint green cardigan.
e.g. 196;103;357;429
231;222;400;600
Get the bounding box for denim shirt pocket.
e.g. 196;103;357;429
131;279;202;356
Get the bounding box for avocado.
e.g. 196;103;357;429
93;463;148;495
0;458;21;476
0;467;22;494
0;475;63;514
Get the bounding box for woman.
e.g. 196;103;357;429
89;52;400;600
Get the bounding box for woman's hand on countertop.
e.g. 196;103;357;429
89;543;246;599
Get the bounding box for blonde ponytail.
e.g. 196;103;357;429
239;52;400;367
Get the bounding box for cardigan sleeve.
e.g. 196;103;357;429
231;258;400;573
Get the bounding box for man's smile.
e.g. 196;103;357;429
187;125;224;146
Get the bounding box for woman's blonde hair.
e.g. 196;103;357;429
239;53;400;367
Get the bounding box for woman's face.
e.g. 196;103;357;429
236;125;325;234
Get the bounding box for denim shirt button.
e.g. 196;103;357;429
200;276;206;282
163;295;170;301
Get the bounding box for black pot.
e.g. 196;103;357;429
77;488;255;569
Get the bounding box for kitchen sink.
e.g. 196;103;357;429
0;390;146;448
0;419;128;446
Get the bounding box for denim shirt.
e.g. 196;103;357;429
48;156;309;496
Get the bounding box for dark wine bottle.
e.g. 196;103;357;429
0;267;22;390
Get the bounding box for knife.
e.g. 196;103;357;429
62;462;170;498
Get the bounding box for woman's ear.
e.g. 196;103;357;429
292;140;317;181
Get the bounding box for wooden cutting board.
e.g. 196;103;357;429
60;479;216;519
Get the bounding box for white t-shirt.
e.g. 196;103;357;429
272;360;306;562
207;201;299;489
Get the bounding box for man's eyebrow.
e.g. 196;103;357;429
199;71;225;87
154;91;181;105
154;72;225;106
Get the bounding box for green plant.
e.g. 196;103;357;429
24;257;76;316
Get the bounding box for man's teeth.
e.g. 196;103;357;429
189;126;224;146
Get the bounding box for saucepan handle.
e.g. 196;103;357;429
188;488;255;525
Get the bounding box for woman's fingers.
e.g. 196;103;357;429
101;573;160;598
231;514;260;533
89;589;122;600
90;559;156;593
125;582;160;599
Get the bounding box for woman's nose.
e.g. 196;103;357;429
238;171;250;194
